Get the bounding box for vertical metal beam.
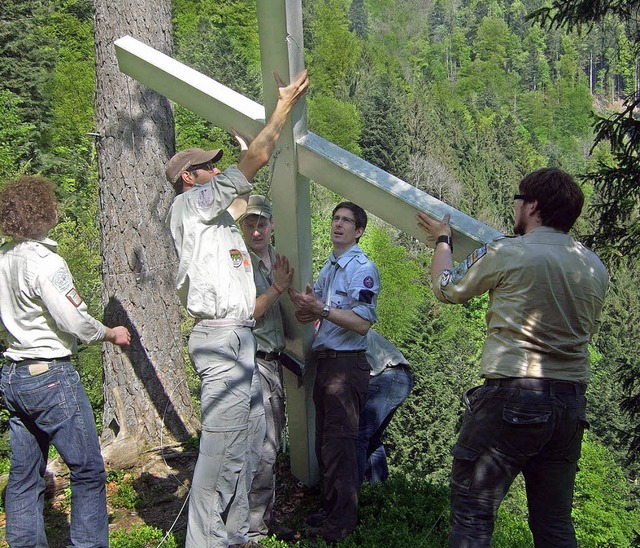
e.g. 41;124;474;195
113;1;503;485
255;0;318;486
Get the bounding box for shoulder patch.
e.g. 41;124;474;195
229;249;244;268
363;275;374;289
196;185;214;208
358;289;375;304
65;288;83;307
451;245;487;284
466;245;487;268
440;270;452;288
49;267;73;294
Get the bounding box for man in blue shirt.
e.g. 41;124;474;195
289;201;380;543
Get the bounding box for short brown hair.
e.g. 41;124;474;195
519;168;584;233
0;176;58;240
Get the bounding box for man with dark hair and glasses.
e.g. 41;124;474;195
416;167;609;547
165;70;308;548
289;201;380;543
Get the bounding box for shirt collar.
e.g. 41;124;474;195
329;244;362;267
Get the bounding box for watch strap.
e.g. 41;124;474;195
436;234;453;252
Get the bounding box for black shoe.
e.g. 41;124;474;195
268;524;295;541
305;510;327;527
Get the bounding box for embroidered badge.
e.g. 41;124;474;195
451;262;468;284
65;288;83;307
363;276;374;289
49;268;73;294
440;270;452;288
230;249;243;268
196;186;214;208
466;245;487;268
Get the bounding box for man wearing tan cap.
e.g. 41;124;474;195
239;195;294;542
166;71;308;548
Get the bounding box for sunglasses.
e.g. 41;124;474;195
188;161;216;173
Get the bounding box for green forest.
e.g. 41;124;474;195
1;0;640;545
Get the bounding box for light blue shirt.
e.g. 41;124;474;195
313;244;379;351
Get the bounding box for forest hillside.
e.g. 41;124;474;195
0;0;639;545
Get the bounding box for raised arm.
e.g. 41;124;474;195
237;70;309;182
227;130;251;220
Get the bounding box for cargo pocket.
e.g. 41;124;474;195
561;416;589;463
450;443;481;490
496;404;552;457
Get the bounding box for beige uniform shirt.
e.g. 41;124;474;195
0;238;107;361
433;226;609;382
167;165;255;320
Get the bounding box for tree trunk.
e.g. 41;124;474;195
93;0;198;468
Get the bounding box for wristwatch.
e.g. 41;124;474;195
436;234;453;252
321;305;331;319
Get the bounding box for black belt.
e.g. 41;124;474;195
315;349;366;360
256;351;282;361
10;356;71;366
484;377;586;395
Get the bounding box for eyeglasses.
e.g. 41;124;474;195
331;215;356;226
188;161;216;173
513;194;528;201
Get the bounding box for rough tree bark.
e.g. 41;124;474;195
93;0;198;468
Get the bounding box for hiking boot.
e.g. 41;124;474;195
305;509;327;527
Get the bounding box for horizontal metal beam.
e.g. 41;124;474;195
115;36;502;262
115;36;266;138
297;133;503;261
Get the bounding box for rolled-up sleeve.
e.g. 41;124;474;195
349;261;380;324
433;244;502;304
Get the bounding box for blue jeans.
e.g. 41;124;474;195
0;360;108;548
357;366;413;484
449;378;588;548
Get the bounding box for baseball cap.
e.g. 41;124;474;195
243;195;272;219
165;147;223;184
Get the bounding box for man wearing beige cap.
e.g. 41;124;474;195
166;70;308;548
240;195;294;542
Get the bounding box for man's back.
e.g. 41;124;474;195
436;226;608;381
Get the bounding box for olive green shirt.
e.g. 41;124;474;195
433;226;609;382
250;245;286;353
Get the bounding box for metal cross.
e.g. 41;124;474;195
114;0;501;485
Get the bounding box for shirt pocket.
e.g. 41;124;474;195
330;292;351;309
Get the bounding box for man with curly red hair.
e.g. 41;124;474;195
0;176;131;548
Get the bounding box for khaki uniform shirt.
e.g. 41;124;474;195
0;238;107;361
167;165;255;320
249;245;286;353
433;226;609;382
